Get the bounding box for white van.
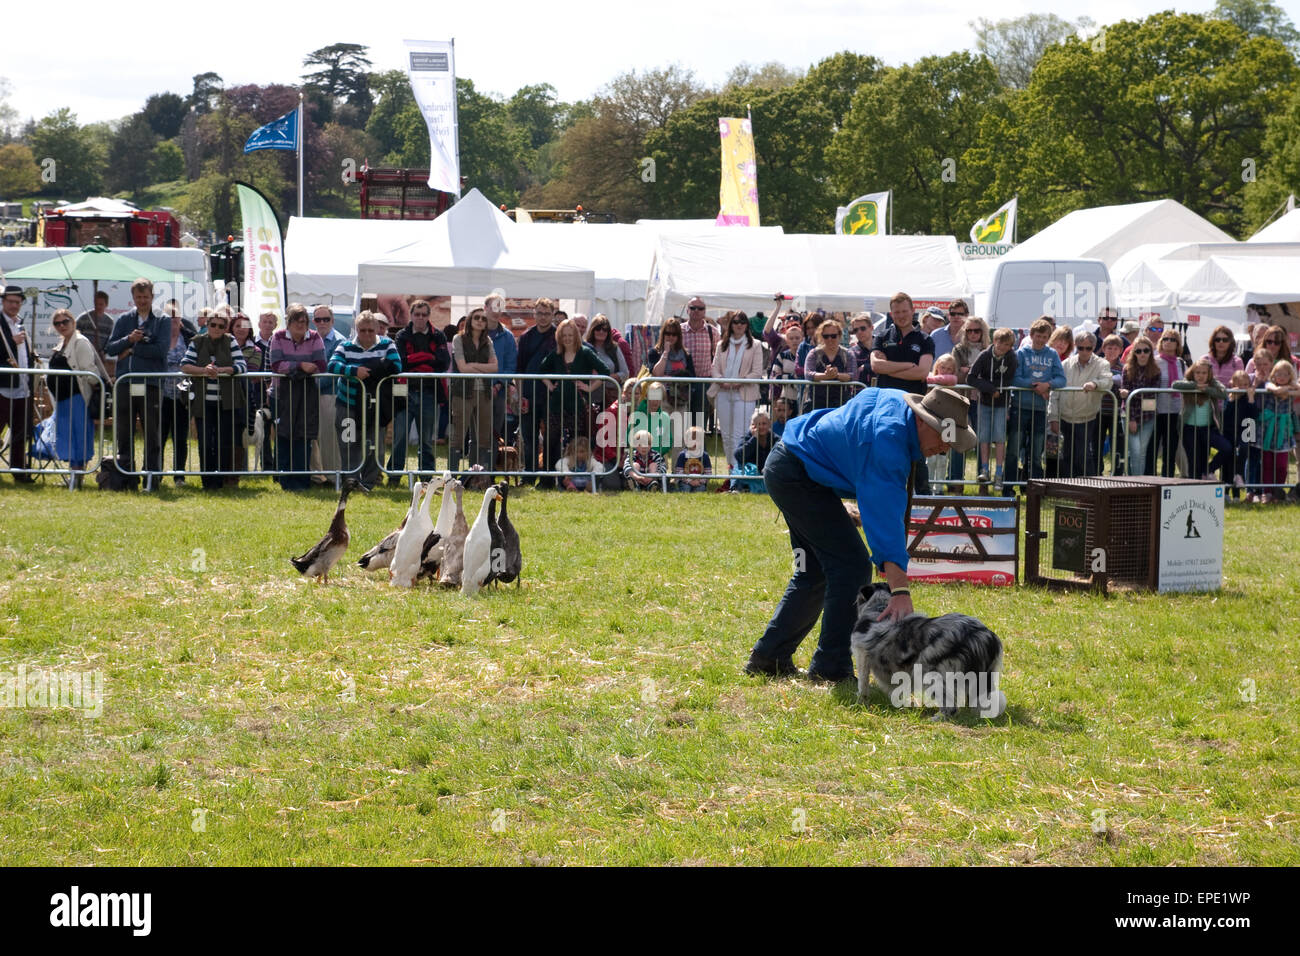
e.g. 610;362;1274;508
984;258;1113;328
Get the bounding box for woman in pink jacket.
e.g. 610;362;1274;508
708;311;765;473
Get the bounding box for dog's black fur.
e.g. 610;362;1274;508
850;582;1004;716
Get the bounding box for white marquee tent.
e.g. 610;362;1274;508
356;190;595;301
644;232;972;323
1248;208;1300;243
286;216;431;308
1003;199;1234;268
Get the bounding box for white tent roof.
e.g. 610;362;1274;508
53;197;141;218
356;189;595;300
1249;208;1300;243
286;216;433;306
1114;258;1203;311
645;232;971;322
1004;200;1234;268
1177;256;1300;309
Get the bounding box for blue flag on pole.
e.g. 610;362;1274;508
243;110;298;153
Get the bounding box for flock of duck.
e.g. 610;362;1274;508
290;474;521;595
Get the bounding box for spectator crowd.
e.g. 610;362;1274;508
3;279;1298;502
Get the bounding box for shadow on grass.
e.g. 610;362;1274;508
829;681;1049;730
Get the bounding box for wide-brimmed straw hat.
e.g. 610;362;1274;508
904;387;977;453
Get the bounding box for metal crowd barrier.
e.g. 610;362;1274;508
376;372;623;490
111;372;353;487
1125;386;1295;497
0;368;107;488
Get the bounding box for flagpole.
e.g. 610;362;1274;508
1012;193;1018;244
887;189;892;235
295;92;301;217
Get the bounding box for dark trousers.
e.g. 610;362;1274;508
1153;412;1179;478
0;393;32;472
335;399;379;489
1059;418;1100;478
197;403;236;490
158;393;190;473
1005;401;1047;487
1182;424;1232;480
750;441;872;678
113;383;162;475
276;432;312;490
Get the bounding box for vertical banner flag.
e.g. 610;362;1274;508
835;192;890;235
236;182;286;322
970;197;1017;245
404;39;460;195
243;110;299;153
717;117;759;226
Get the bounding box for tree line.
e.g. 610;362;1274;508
0;2;1298;240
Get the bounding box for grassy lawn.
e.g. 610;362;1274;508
0;481;1296;865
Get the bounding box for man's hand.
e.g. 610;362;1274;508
355;366;371;381
1034;382;1050;397
128;328;144;343
878;592;914;623
206;363;219;379
300;362;317;375
1082;381;1096;392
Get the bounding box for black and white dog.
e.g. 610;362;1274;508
850;582;1006;718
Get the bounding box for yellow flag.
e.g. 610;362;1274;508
717;117;760;226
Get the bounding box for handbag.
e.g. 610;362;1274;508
47;352;76;401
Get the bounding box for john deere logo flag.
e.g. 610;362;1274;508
717;117;759;226
971;197;1017;244
835;192;889;235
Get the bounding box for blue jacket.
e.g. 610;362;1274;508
105;309;170;375
488;323;517;376
1011;344;1066;410
780;388;921;572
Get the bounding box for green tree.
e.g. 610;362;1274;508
647;85;836;231
535;66;708;219
456;78;529;206
724;62;804;92
801;51;883;131
364;69;415;159
151;141;185;183
0;143;40;195
0;77;18;144
104;113;158;202
1243;84;1300;231
29;108;105;198
143;92;187;139
508;83;563;150
993;13;1296;235
303;43;373;126
1212;0;1300;56
188;72;223;115
829;51;1001;235
971;13;1095;89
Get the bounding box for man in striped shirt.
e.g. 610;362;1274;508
682;297;719;432
328;310;402;492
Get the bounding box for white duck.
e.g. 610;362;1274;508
389;478;437;588
419;470;456;578
460;486;500;597
437;481;470;588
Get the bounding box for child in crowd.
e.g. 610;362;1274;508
1007;317;1066;489
770;398;797;438
926;353;959;386
673;425;712;492
1173;360;1229;481
968;326;1018;488
1101;333;1127;473
1258;358;1300;503
732;409;774;492
556;435;600;492
767;323;804;406
624;430;666;491
1223;370;1259;500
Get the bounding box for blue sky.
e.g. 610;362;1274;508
4;0;1297;126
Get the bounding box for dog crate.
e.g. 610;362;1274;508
1024;477;1218;592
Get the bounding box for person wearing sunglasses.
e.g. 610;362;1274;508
1120;337;1162;475
1096;309;1127;350
387;298;450;481
44;307;107;487
328;310;401;492
870;292;936;493
928;300;970;360
1048;330;1112;478
708;311;765;470
180;306;248;490
805;318;858;412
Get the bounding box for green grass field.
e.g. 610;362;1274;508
0;482;1297;865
